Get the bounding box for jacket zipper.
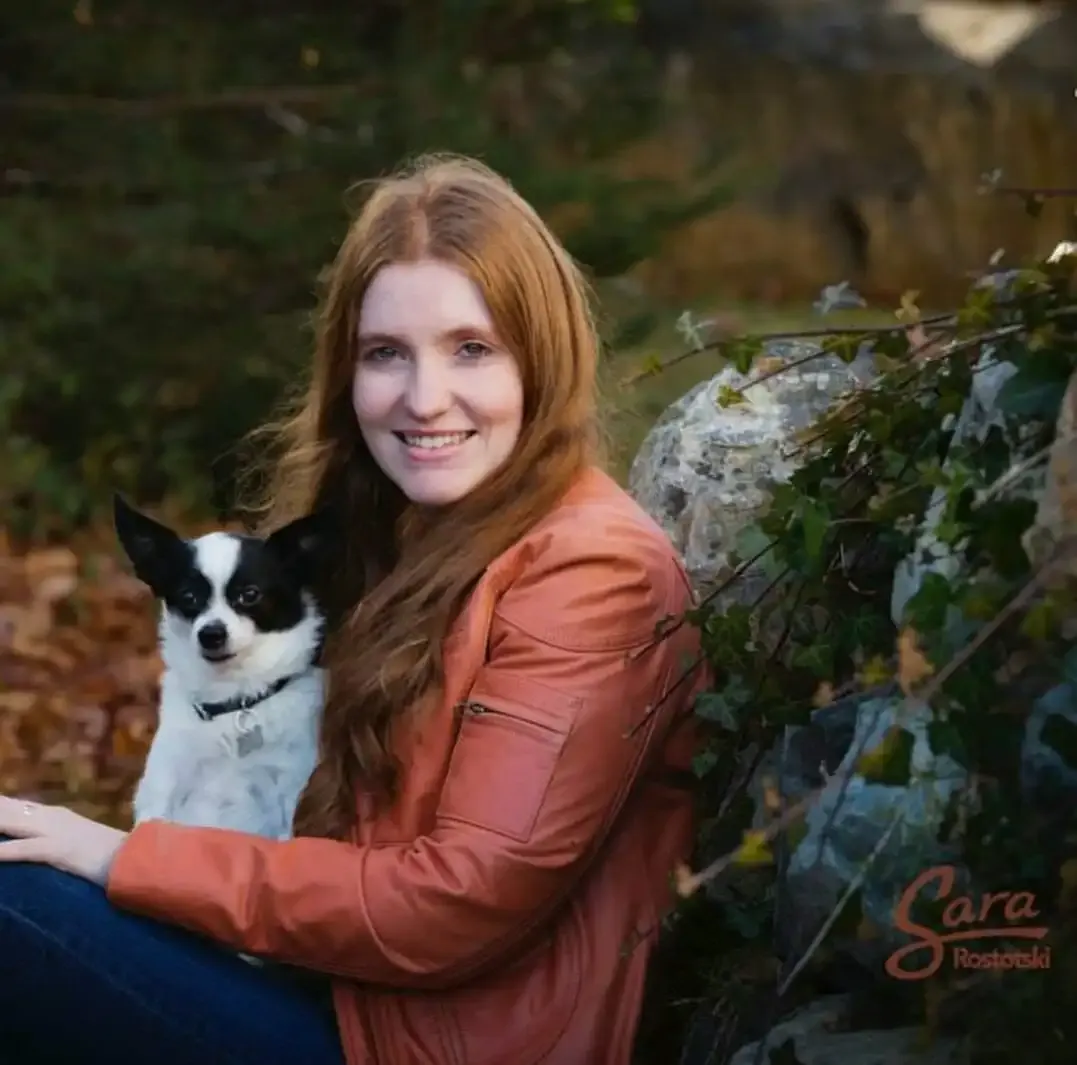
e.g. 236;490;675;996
457;700;563;736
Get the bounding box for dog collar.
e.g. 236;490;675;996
194;673;297;722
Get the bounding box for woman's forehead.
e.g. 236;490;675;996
357;260;496;341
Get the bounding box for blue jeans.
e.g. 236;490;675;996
0;839;346;1065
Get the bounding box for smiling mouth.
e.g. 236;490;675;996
393;431;476;451
201;649;236;663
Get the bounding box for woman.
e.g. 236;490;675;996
0;154;707;1065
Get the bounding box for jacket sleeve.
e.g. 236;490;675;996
105;530;699;989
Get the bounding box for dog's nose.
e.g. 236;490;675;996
197;621;228;651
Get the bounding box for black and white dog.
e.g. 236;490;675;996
114;495;327;841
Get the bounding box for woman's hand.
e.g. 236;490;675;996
0;796;128;886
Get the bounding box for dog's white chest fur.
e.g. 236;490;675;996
133;667;323;840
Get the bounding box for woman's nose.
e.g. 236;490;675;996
403;356;453;419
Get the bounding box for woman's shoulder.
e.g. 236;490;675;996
489;468;693;651
529;466;682;563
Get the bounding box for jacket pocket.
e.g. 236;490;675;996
438;671;580;844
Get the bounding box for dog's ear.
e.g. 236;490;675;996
266;508;333;584
113;493;185;591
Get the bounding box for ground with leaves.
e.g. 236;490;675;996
0;527;222;828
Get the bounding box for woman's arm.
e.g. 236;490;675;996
105;527;702;989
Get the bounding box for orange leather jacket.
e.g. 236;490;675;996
107;468;708;1065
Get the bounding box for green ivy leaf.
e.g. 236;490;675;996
823;333;862;363
956;286;996;329
871;329;912;362
850;612;892;653
934;517;966;546
1041;713;1077;770
694;692;740;731
996;361;1069;421
799;498;830;562
1062;648;1077;688
716;384;746;408
928;719;969;768
691;748;719;779
725;335;765;375
973;498;1038;578
960;584;1004;621
856;726;915;785
639;353;663;378
1021;599;1057;642
916;457;947;489
792;641;834;677
905;572;954;631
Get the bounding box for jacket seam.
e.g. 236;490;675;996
493;555;685;653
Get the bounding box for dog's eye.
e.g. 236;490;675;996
235;586;262;607
177;589;199;610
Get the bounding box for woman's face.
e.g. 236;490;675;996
352;259;525;506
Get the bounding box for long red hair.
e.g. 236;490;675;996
240;154;606;839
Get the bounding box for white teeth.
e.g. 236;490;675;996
401;432;471;449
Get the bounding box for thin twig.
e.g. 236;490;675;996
778;807;904;997
0;85;363;114
810;693;892;868
619;314;956;388
623;651;707;739
628;537;779;659
973;436;1065;509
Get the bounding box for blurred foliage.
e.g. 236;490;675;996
1;0;730;538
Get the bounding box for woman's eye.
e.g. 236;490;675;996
459;341;491;359
236;586;262;607
366;346;400;362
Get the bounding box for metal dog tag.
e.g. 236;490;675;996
235;712;265;757
236;724;264;757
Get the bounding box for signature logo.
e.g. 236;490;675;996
884;864;1051;980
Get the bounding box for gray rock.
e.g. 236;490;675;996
889;342;1023;628
777;689;968;970
628;339;876;599
728;995;969;1065
1022;678;1077;803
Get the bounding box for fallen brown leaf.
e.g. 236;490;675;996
0;527;161;825
897;627;934;696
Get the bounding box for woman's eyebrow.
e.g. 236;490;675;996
441;325;499;344
357;326;500;346
356;331;404;347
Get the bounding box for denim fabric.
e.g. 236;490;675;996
0;838;345;1065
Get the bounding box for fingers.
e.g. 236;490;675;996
0;796;50;839
0;835;54;865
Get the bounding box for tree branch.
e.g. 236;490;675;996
0;85;363;115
